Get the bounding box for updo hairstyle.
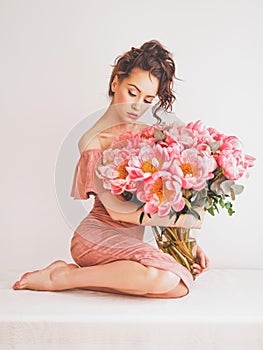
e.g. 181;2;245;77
108;40;182;122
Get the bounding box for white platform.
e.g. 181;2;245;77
1;269;263;350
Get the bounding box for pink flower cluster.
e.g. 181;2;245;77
97;121;255;218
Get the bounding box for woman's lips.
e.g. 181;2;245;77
127;112;139;119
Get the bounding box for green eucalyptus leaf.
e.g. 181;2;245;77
191;188;207;207
139;212;145;224
225;202;232;210
169;208;177;219
136;203;144;211
154;129;165;142
209;141;221;153
207;207;215;216
184;197;192;209
231;184;244;195
189;208;201;221
220;180;235;195
228;207;235;216
122;191;133;201
210;178;223;195
219;198;225;207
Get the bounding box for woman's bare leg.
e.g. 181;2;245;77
12;260;188;298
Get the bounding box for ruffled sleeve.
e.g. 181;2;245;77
70;149;103;200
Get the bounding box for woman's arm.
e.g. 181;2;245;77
98;191;204;228
105;204;175;226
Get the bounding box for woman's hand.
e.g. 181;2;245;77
192;246;210;277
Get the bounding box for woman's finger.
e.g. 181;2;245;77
199;253;206;268
205;255;210;268
192;263;202;274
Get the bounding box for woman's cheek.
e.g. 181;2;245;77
118;91;130;104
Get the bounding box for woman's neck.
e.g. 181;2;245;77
96;104;141;130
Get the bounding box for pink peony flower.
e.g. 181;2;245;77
176;148;214;191
217;149;255;180
165;124;197;148
244;154;256;169
140;125;159;140
126;143;174;183
186;120;214;145
197;143;218;174
207;127;225;143
219;136;243;152
136;171;185;217
98;145;139;195
111;131;142;150
97;120;255;220
205;130;256;180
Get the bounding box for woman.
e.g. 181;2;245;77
13;40;209;298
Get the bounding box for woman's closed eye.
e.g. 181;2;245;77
128;90;137;97
128;90;153;104
144;98;153;104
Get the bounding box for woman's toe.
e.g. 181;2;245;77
12;280;24;290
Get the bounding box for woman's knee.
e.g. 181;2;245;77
160;280;189;298
144;267;181;295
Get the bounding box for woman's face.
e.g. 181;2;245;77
110;67;159;122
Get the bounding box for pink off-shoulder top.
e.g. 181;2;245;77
70;148;139;228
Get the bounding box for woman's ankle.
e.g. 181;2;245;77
49;266;75;290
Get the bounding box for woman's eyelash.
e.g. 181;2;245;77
128;90;152;104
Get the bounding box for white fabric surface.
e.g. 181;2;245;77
0;269;263;350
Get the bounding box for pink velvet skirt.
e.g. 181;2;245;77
70;213;194;292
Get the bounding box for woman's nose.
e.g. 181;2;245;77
131;102;141;111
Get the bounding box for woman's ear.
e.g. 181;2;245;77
111;75;119;93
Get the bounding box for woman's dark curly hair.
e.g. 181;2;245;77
108;40;182;123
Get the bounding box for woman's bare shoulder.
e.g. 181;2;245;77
78;129;101;153
77;121;150;153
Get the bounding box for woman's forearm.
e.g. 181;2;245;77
97;192;170;225
104;205;174;226
107;208;203;228
98;191;204;228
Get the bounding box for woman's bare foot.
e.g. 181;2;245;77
12;260;78;291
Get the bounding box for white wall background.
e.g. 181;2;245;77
0;0;262;271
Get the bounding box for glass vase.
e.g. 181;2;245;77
152;226;198;278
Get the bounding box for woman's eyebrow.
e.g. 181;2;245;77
127;84;155;98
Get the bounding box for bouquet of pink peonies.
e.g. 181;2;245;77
97;120;255;275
